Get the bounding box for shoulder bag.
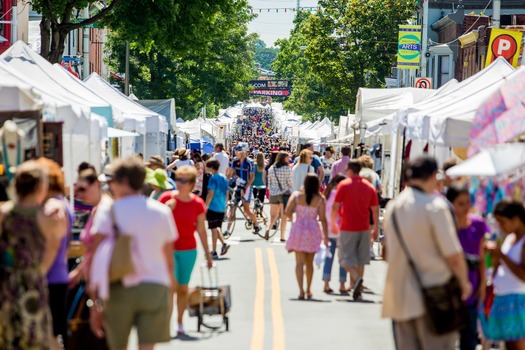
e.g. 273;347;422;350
109;206;135;283
391;210;469;335
273;166;291;207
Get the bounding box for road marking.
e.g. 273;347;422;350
250;248;265;350
268;248;286;350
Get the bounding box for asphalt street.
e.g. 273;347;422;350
129;206;395;350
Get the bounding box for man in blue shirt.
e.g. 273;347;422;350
205;159;230;259
227;142;261;234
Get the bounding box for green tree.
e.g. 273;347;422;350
106;1;257;120
273;12;345;121
254;39;279;71
31;0;246;63
303;0;416;108
272;0;415;120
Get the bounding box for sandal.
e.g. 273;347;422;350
324;287;334;294
306;293;313;300
298;293;305;300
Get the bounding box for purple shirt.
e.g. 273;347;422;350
46;196;74;284
458;214;489;305
330;156;350;180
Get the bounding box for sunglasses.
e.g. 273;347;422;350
76;186;88;193
175;178;192;184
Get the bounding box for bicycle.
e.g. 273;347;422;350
224;189;266;236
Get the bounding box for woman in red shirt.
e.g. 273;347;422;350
159;166;213;336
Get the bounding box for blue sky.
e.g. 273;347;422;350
248;0;319;47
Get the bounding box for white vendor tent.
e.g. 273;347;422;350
446;143;525;178
0;58;102;184
1;41;114;126
84;73;168;159
393;57;515;147
355;87;436;123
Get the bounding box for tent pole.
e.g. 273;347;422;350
69;133;74;210
387;128;400;198
143;133;146;159
398;129;407;194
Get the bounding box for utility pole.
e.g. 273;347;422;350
493;0;501;28
10;5;17;44
124;42;130;95
420;0;429;77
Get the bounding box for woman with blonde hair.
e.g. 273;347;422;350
0;161;68;348
291;149;315;191
158;165;213;336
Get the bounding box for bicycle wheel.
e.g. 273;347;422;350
224;203;236;236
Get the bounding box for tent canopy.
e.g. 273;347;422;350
355;87;436;123
137;98;176;131
393;57;515;147
107;127;140;138
84;73;168;134
446;143;525;178
1;41;113;125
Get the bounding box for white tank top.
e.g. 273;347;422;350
494;234;525;295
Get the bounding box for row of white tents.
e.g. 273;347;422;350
0;41;174;186
331;57;519;197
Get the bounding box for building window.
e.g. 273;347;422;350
438;55;450;87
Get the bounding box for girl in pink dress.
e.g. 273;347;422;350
285;174;329;300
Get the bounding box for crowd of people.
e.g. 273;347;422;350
3;104;525;350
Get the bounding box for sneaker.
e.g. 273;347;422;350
370;247;376;259
211;251;219;260
220;244;230;256
254;225;261;235
352;277;363;300
223;231;232;240
177;324;185;336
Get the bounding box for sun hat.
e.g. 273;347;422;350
146;155;165;168
177;149;190;158
145;168;173;190
97;164;113;183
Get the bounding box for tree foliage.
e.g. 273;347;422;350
254;39;279;71
273;0;416;121
31;0;250;64
106;0;257;120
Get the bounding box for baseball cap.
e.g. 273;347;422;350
234;142;249;152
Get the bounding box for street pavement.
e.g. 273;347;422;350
129;206;395;350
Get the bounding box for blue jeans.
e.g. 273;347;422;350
322;238;347;283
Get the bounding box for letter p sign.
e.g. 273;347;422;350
491;34;518;61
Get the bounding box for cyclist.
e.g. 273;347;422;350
227;142;262;234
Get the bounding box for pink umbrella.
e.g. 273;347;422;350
469;67;525;156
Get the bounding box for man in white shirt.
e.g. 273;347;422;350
89;157;177;350
213;143;229;176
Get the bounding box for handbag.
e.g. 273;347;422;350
273;166;291;206
109;206;135;283
391;211;469;335
66;284;109;350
